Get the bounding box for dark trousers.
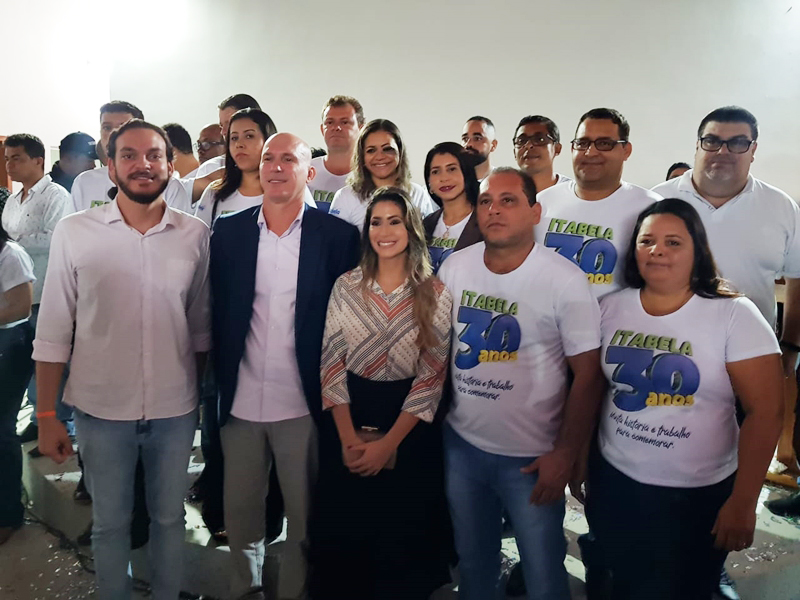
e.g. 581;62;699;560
0;321;34;527
587;453;733;600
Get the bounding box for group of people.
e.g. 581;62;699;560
0;93;798;600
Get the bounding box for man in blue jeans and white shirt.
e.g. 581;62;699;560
35;119;211;600
438;167;604;600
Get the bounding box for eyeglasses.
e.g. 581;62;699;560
513;134;556;148
698;136;754;154
571;138;628;152
194;140;225;152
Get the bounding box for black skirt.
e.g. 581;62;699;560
309;372;451;600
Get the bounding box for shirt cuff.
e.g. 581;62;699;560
32;339;72;363
192;333;212;353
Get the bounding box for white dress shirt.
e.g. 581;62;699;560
231;205;309;422
68;166;192;214
2;175;68;303
32;200;212;421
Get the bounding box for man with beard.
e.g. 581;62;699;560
653;108;800;587
35;119;210;600
513;115;571;193
68;101;191;214
49;132;97;192
461;116;498;181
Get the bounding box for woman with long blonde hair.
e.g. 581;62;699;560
311;187;452;599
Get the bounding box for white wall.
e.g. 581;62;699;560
0;2;111;175
8;0;796;196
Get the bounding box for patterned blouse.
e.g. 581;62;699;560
321;267;453;423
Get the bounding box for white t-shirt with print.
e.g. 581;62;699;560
194;186;264;228
555;173;572;185
652;171;800;327
329;182;437;232
535;181;661;299
598;288;780;488
0;241;35;329
68;166;192;214
429;212;472;274
438;242;601;457
308;156;349;214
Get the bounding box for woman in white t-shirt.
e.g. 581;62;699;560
422;142;482;274
329;119;436;232
0;221;35;544
579;198;782;599
194;108;277;228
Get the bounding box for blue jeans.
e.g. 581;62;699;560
27;305;73;432
443;424;570;600
74;408;197;600
0;321;34;527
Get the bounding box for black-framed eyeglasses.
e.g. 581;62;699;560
513;134;556;148
194;140;225;152
698;135;754;154
571;138;628;152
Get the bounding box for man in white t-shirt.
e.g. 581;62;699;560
438;167;603;600
535;108;662;300
461;116;498;181
653;106;800;525
69;101;192;214
308;95;364;213
513;115;571;192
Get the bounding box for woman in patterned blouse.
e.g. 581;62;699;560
310;187;453;600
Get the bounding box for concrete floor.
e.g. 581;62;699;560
2;405;800;600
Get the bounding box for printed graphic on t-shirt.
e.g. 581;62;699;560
91;200;109;208
428;236;457;274
605;328;699;450
452;288;520;401
312;189;334;213
544;218;616;285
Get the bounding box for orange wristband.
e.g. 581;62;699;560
36;411;57;419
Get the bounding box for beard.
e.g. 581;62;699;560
464;146;489;166
117;175;169;205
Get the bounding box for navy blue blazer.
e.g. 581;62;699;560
210;204;360;427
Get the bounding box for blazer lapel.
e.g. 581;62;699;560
454;210;483;251
240;207;261;323
296;206;323;329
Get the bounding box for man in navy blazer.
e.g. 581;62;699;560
210;133;359;600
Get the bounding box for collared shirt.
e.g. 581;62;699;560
67;166;192;215
32;200;211;421
2;174;68;303
652;171;800;327
230;205;308;422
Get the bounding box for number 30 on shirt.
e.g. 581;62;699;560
455;306;521;369
545;232;616;284
606;346;700;412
